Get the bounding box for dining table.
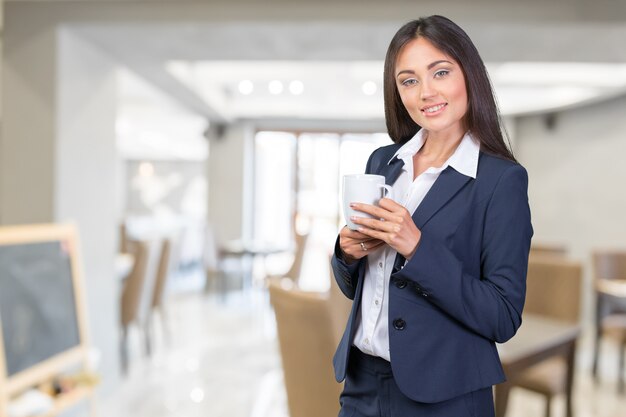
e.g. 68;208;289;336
495;313;581;417
220;240;287;290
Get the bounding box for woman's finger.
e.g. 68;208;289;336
349;202;394;221
364;240;385;251
341;226;370;240
378;197;404;211
355;225;387;243
351;216;400;233
352;239;384;253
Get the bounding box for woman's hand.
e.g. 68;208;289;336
350;198;422;259
338;227;385;264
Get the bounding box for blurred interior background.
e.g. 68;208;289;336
1;1;626;416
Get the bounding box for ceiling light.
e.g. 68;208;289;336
362;81;377;95
268;80;284;95
289;80;304;95
238;80;254;95
190;387;205;403
138;162;154;177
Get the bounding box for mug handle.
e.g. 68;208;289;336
379;184;392;199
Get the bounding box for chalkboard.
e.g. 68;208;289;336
0;240;81;376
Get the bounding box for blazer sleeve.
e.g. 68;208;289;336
330;148;380;299
393;164;533;343
331;237;362;300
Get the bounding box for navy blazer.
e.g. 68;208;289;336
331;142;533;403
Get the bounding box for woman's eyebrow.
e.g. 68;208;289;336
427;59;453;69
396;69;415;78
396;60;454;78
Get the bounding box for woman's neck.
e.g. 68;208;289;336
419;128;466;163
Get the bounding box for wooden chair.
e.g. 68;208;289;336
203;224;252;296
511;257;582;417
269;278;342;417
203;223;224;293
119;222;128;253
151;239;171;318
529;242;568;259
592;250;626;393
120;240;148;373
147;236;179;352
266;232;309;287
119;238;161;373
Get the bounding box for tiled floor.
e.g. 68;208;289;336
101;288;288;417
101;283;626;417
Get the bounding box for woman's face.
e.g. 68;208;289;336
395;37;468;138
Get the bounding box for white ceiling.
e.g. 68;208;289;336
70;17;626;125
116;68;208;160
5;1;626;160
7;0;620;138
164;60;626;120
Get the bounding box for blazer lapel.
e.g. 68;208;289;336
378;157;405;186
412;166;472;229
392;167;472;272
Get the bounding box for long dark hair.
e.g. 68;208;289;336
383;15;516;162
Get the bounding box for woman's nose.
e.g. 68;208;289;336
420;81;436;100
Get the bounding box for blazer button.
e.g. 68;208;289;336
393;318;406;330
395;280;407;289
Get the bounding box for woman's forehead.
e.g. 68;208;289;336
395;37;457;70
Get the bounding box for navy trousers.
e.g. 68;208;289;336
339;348;495;417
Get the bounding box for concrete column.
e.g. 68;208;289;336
1;8;57;223
57;27;120;392
206;122;255;246
1;11;120;394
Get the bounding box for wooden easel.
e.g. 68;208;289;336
0;224;96;417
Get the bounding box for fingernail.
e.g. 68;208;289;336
350;216;356;221
349;203;356;208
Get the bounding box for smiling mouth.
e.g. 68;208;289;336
421;103;447;114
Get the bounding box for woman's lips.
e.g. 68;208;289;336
421;103;447;116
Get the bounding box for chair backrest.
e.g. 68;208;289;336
137;239;162;323
593;250;626;281
152;238;173;309
592;250;626;317
121;238;161;327
284;232;309;284
121;240;149;327
529;242;568;259
269;278;341;417
524;257;583;323
119;221;130;253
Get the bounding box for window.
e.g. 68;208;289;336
254;130;391;290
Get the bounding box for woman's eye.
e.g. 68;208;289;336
401;78;417;86
434;69;450;78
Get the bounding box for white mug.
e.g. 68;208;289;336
342;174;392;230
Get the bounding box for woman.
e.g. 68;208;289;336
331;15;533;417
